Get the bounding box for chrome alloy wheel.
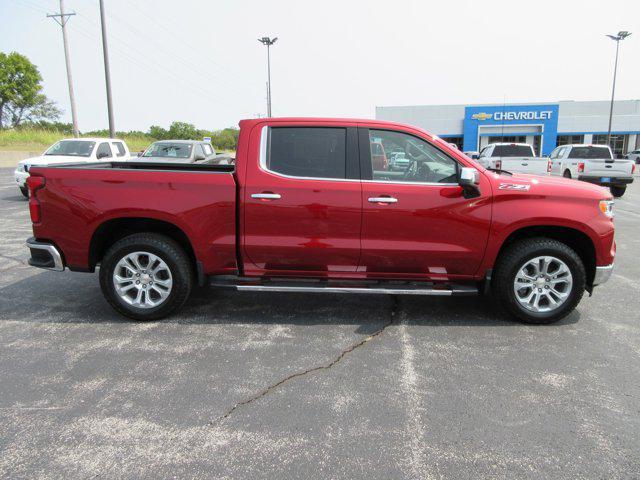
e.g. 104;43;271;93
113;251;173;309
513;256;573;313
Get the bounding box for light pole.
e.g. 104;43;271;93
258;36;277;117
605;31;631;148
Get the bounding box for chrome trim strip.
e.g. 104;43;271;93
368;197;398;203
593;264;614;286
251;193;281;199
236;285;477;295
26;240;65;271
258;125;459;186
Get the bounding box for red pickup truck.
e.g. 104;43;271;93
25;118;616;324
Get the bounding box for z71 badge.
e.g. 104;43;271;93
499;183;531;191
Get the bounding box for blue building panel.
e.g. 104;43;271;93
463;104;559;155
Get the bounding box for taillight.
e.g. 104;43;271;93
547;159;552;173
495;160;502;169
26;176;45;223
578;163;585;173
632;163;636;174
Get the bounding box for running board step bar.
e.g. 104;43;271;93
209;277;477;296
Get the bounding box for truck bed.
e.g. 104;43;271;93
28;161;238;275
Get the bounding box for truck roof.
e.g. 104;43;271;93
562;144;611;148
59;137;126;142
487;142;532;147
151;139;209;144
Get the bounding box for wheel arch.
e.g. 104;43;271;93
89;217;198;276
493;225;596;289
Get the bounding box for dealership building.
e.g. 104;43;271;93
375;100;640;157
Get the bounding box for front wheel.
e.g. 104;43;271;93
610;185;626;198
99;233;193;320
493;238;586;324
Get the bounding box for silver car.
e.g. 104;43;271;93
137;140;232;165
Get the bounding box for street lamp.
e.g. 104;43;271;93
258;36;277;117
605;31;631;148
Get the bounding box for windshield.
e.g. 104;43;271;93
143;142;192;159
491;145;534;157
568;146;612;160
45;140;95;157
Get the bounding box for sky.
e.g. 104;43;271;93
1;0;638;132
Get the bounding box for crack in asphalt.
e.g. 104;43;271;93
211;295;400;425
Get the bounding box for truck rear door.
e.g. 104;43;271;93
568;146;633;178
241;123;362;275
491;144;546;174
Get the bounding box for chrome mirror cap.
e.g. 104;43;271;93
459;167;480;186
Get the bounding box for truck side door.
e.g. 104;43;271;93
359;127;492;279
242;123;362;275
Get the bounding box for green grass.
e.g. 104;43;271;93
0;128;155;153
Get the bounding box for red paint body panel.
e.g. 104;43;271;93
28;117;615;284
29;167;237;273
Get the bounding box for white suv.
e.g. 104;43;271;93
15;138;131;197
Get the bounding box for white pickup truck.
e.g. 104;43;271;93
14;138;131;197
549;144;635;197
476;143;549;175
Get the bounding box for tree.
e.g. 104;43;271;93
0;52;61;128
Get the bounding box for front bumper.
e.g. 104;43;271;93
593;264;613;286
578;175;634;186
26;237;65;271
15;169;29;188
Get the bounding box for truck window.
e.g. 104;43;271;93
369;129;458;184
112;142;126;157
202;144;214;156
267;127;346;179
491;145;534;157
568;146;612;159
96;142;113;159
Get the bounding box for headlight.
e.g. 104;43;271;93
599;200;614;218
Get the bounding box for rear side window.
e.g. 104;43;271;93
96;142;112;158
267;127;346;179
568;147;612;159
113;142;126;157
203;144;214;155
491;145;534;157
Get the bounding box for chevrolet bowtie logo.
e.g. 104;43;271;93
471;112;493;120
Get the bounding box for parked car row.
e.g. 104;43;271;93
465;142;635;197
14;137;233;197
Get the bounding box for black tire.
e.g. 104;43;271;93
493;238;586;324
20;186;28;198
563;170;571;179
610;185;626;198
99;233;193;321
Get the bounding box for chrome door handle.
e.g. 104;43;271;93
368;197;398;204
251;193;281;199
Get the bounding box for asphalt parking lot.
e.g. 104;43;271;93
0;167;639;479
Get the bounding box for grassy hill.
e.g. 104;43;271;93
0;129;155;153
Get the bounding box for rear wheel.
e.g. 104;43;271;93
493;238;586;324
610;185;626;198
563;170;571;179
19;186;28;198
99;233;193;320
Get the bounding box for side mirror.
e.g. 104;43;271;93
194;153;206;161
459;167;480;187
471;154;479;160
97;152;108;159
459;167;480;198
137;151;144;157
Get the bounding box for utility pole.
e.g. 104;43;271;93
47;0;79;137
605;31;631;148
99;0;115;138
258;37;277;117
